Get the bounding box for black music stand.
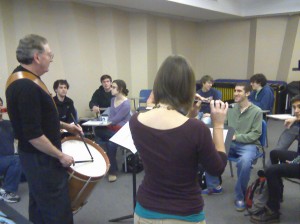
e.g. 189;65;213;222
109;151;138;222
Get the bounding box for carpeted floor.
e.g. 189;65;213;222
7;118;300;224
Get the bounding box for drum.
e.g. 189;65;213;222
61;136;110;213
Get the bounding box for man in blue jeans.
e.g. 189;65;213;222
0;97;22;203
202;83;262;212
265;95;300;167
250;94;300;223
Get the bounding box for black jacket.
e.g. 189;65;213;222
53;96;76;123
89;86;112;109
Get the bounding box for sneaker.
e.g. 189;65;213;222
108;175;117;182
0;188;20;203
250;206;280;223
235;200;246;212
201;186;223;195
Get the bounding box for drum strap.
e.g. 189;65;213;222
5;71;58;112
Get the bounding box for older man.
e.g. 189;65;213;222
6;34;82;223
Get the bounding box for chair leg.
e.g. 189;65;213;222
229;161;234;177
122;148;128;173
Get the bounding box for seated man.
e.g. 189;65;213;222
266;94;300;167
252;95;300;223
250;148;300;223
89;74;113;115
0;97;22;203
203;83;262;212
249;73;274;113
196;75;222;124
53;79;77;138
53;79;77;123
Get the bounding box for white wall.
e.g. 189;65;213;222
0;0;299;117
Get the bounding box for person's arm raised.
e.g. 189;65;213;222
210;100;228;154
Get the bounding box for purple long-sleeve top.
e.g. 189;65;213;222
108;97;131;126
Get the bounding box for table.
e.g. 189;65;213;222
266;114;294;120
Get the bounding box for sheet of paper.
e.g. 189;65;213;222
109;122;137;154
266;114;293;120
209;128;228;142
82;120;111;126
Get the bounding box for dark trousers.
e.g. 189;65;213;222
19;151;73;224
265;150;300;212
94;127;118;174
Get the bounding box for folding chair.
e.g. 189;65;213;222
228;119;267;177
136;89;152;112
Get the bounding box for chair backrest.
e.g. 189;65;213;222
139;89;152;104
259;119;267;147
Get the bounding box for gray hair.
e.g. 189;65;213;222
16;34;48;64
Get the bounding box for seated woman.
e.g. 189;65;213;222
94;79;131;182
129;55;228;224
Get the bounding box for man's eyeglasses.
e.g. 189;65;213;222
40;51;54;60
47;52;54;60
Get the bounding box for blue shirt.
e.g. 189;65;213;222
196;88;222;114
0;120;15;156
249;85;274;113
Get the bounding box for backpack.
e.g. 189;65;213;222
245;170;268;215
122;153;144;173
198;164;222;190
198;167;207;189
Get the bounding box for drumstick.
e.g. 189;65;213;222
74;160;94;164
70;113;94;162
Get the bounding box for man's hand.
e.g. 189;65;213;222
58;153;74;167
92;106;100;114
63;123;83;136
284;117;297;129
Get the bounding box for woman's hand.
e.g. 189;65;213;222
210;100;228;127
187;93;202;118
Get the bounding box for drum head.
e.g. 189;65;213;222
62;139;107;177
